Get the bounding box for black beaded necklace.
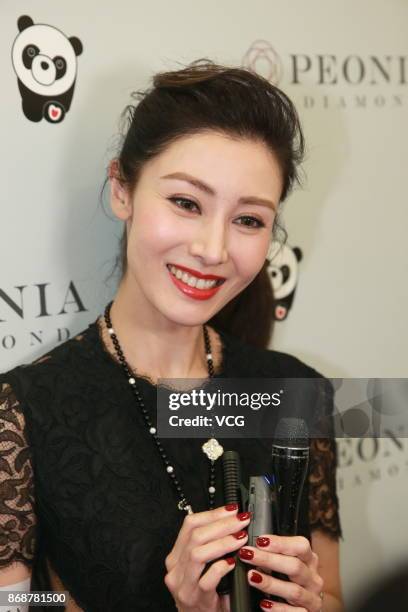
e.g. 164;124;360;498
103;300;224;515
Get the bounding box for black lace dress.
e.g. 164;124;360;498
0;316;342;611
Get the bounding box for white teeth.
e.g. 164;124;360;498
204;279;217;289
168;265;220;289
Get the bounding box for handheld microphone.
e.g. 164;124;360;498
268;417;310;604
271;417;310;536
247;476;276;545
220;450;252;612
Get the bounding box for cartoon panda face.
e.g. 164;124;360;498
12;16;82;97
266;242;302;300
21;42;67;84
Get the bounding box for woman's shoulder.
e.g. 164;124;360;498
219;329;335;430
0;318;100;396
219;327;325;380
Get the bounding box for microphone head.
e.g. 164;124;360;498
274;417;309;448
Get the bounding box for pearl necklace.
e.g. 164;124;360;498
103;301;224;515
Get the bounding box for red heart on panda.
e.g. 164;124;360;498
49;105;62;120
275;306;287;320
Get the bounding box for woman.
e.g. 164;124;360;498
0;60;344;611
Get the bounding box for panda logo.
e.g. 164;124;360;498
266;242;303;321
11;15;83;123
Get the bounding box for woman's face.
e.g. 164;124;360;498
111;131;283;327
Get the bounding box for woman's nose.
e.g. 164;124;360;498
189;220;228;265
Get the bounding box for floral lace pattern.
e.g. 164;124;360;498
0;318;342;610
309;437;342;538
0;383;36;568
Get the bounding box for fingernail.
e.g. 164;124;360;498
256;536;270;547
260;599;274;608
225;503;238;511
250;571;263;584
233;530;247;540
238;547;254;560
237;511;252;521
225;556;236;566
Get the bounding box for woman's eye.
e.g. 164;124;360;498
168;197;199;212
168;198;265;228
235;216;265;229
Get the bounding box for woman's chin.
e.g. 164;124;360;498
155;302;219;328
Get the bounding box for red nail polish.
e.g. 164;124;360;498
225;556;236;566
233;530;247;540
250;571;263;584
238;547;254;560
225;503;238;511
260;599;274;608
256;536;270;547
237;511;252;521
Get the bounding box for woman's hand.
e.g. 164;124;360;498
237;534;324;612
164;504;251;612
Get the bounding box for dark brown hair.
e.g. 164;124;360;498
107;58;305;348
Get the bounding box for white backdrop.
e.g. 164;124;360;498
1;1;407;607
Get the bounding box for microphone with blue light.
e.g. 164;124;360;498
249;417;310;606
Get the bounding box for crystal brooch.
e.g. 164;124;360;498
202;438;224;461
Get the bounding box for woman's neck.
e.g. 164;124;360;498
98;287;224;384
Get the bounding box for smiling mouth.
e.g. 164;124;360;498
166;264;226;289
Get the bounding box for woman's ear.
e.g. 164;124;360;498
108;159;132;221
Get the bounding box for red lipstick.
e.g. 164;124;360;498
167;263;226;281
166;264;225;301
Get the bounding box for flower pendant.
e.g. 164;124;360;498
202;438;224;461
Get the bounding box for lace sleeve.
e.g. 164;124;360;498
0;380;36;569
308;377;343;540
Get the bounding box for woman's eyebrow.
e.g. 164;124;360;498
160;171;277;211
